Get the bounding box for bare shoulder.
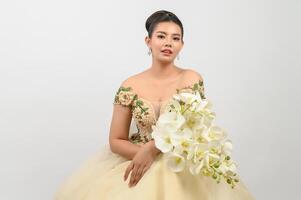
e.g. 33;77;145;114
119;71;146;88
182;68;204;84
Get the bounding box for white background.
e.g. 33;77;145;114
0;0;300;199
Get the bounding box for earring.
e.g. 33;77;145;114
148;48;152;55
177;53;180;60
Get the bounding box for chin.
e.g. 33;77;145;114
159;56;174;61
158;58;174;64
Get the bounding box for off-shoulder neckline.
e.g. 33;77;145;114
117;79;203;122
119;78;203;104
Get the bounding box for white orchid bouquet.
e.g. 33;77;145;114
151;91;240;188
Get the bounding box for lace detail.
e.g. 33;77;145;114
113;79;206;144
177;79;206;100
129;132;154;144
113;86;136;109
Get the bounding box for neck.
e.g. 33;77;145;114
148;60;181;80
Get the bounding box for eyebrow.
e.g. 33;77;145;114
155;31;181;37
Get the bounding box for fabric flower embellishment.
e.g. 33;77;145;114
118;90;134;106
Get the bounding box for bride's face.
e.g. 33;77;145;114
145;21;184;63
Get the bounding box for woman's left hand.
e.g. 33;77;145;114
124;142;159;187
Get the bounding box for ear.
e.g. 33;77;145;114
145;36;151;48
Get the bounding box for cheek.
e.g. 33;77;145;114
173;44;182;53
152;40;163;49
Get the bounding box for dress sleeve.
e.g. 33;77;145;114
113;86;135;110
177;78;206;100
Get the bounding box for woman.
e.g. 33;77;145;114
55;10;256;199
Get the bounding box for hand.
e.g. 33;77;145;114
137;143;145;147
124;142;158;187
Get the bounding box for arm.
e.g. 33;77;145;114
109;103;141;160
123;138;161;187
144;139;161;157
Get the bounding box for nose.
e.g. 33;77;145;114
164;37;173;47
164;42;172;47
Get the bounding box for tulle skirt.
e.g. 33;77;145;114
54;144;256;200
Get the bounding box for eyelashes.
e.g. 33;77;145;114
157;35;180;41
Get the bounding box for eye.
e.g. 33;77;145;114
174;37;180;41
157;35;164;39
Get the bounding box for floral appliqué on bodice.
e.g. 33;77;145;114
113;79;206;144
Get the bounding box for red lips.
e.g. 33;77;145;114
161;49;173;54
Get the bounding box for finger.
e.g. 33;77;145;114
133;167;144;185
124;162;134;181
133;166;146;186
141;166;149;176
129;165;138;186
129;165;139;186
139;166;150;181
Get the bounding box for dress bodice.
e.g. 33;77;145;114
113;79;206;144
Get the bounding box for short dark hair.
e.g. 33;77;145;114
145;10;184;41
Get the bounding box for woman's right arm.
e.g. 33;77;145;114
109;81;142;160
